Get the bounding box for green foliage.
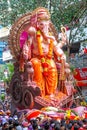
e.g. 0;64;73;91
0;0;86;29
0;65;6;80
70;65;75;73
2;63;14;84
0;93;5;102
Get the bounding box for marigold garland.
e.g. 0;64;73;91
36;30;53;76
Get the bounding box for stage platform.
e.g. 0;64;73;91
34;91;73;109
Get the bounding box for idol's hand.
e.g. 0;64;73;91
61;25;68;45
61;33;67;44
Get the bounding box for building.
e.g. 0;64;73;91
0;26;12;63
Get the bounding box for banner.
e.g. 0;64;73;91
76;80;87;87
73;68;87;81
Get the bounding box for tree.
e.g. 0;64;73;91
3;63;14;85
50;0;87;62
0;93;5;102
0;0;86;28
0;0;87;62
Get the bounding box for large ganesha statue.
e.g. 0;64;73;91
8;7;71;109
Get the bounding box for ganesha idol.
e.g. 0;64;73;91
9;7;71;108
19;7;71;96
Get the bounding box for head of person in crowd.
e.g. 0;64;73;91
2;122;9;130
8;117;13;125
13;119;22;130
22;121;29;130
82;118;87;125
74;124;80;130
66;123;72;130
77;120;83;127
43;120;50;130
54;123;61;130
9;125;16;130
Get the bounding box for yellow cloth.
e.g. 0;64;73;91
31;58;58;96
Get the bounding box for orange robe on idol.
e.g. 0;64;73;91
31;58;58;96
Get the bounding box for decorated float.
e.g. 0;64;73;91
8;7;75;110
17;106;87;122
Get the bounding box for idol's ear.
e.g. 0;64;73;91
8;12;31;60
20;31;28;49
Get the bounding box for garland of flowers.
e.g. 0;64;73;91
36;30;53;76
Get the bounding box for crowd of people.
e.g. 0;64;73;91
0;96;87;130
0;107;87;130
